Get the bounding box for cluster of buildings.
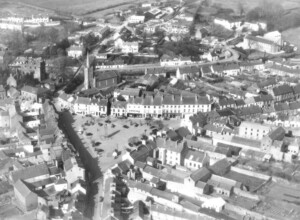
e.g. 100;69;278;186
0;16;60;30
0;78;87;218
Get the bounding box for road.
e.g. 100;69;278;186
58;111;102;220
94;46;240;71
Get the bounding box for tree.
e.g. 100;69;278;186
6;31;28;56
46;28;59;43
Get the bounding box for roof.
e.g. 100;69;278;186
184;149;205;163
95;70;118;81
176;127;191;138
14;179;33;197
268;127;285;141
21;85;38;94
208;159;231;175
11;164;49;183
190;167;211;182
64;158;73;171
272;84;293;96
156;138;185;153
245;35;278;45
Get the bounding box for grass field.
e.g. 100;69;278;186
212;0;300;12
283;27;300;49
8;0;154;16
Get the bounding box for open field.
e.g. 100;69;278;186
211;0;300;12
283;27;300;49
8;0;155;16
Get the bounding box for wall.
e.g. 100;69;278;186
233;188;260;201
225;203;276;220
230;166;270;181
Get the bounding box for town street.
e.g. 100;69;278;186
58;111;102;220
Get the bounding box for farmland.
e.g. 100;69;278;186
212;0;300;12
8;0;154;16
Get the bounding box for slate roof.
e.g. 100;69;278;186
272;84;293;96
293;84;300;94
190;167;211;182
156;138;185;153
94;70;118;81
208;159;231;175
268;127;285;141
11;164;49;183
289;101;300;110
274;103;289;112
183;149;205;163
14;179;33;197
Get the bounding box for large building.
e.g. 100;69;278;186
83;55;119;90
126;94;212;118
9;57;46;81
239;121;271;140
243;35;281;54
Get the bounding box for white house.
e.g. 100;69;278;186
67;45;83;58
121;42;139;53
128;15;145;24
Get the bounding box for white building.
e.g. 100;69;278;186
121;42;139;53
128;15;145;24
73;96;107;116
67;45;83;58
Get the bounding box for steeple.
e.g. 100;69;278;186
86;51;90;68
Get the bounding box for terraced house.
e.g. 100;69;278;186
126;94;212;118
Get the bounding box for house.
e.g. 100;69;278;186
243;35;281;54
56;92;74;111
111;101;127;117
116;88;141;101
219;98;236;110
67;45;82;58
6;74;17;88
94;70;119;90
128;15;145;24
261;127;285;150
160;54;192;66
9;57;46;81
63;157;85;188
155;138;186;166
129;200;145;220
202;197;226;213
176;66;200;80
73;97;107;116
271;84;294;102
239;61;265;72
121;42;139;53
14;180;38;211
239;121;271;140
208;158;231;176
20;85;49;102
183;149;209;171
0;85;6;100
0;110;10;128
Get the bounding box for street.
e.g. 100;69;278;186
58;111;102;220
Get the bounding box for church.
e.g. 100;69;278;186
83;55;119;91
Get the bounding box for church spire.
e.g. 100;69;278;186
86;51;90;68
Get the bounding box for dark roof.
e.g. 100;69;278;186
14;179;34;198
274;103;289;112
11;164;49;183
293;84;300;94
289;101;300;110
235;99;245;106
272;84;293;96
268;127;285;141
176;127;191;138
246;35;278;45
94;70;118;81
208;159;231;176
190;167;211;182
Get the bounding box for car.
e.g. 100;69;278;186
111;124;116;128
105;120;111;123
94;142;101;146
134;124;139;127
123;125;129;129
164;117;170;120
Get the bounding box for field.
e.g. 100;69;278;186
283;27;300;49
211;0;300;12
8;0;155;16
